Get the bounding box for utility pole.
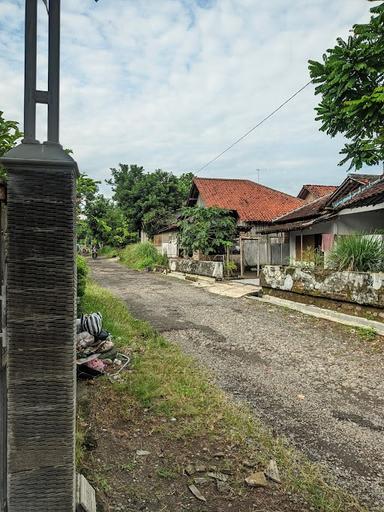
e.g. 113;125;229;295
0;1;78;510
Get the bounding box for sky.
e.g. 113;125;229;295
0;0;381;196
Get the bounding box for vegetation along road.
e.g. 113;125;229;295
91;258;384;510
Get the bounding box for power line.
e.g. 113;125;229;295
196;80;313;174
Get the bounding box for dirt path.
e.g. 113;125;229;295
91;258;384;510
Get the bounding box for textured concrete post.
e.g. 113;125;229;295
1;143;77;512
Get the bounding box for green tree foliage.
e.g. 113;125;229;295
76;255;89;300
76;172;100;243
177;171;194;199
107;164;194;237
0;111;22;156
178;207;236;255
0;111;23;178
85;194;138;247
308;2;384;170
76;171;137;247
77;172;100;214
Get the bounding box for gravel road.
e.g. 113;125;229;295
91;258;384;510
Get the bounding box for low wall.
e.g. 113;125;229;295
261;265;384;307
169;258;223;279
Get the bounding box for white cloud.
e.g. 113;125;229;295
0;0;381;197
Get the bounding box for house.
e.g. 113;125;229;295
258;173;384;264
153;224;179;257
187;177;304;227
184;177;304;270
297;184;337;203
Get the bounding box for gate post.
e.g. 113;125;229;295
1;144;77;511
0;0;78;508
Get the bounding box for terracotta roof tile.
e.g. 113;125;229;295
334;177;384;210
298;184;337;200
274;193;332;223
192;177;304;222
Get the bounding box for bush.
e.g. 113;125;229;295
99;245;118;258
77;255;89;300
119;242;168;270
328;234;384;272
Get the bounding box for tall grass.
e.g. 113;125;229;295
76;255;88;299
329;234;384;272
119;242;168;270
99;245;118;258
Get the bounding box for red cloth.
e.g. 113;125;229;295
321;234;334;252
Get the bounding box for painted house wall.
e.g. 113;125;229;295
196;193;205;207
153;230;179;257
288;207;384;263
334;208;384;234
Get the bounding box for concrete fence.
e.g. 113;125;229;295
169;258;224;279
261;265;384;307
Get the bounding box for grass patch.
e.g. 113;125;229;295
78;281;369;512
355;326;377;342
99;245;119;258
119;242;167;270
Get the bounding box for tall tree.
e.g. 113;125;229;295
107;164;194;237
0;111;22;156
309;2;384;170
0;111;22;177
178;207;236;255
85;194;138;247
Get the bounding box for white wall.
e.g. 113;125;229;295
334;209;384;234
288;207;384;263
196;193;205;207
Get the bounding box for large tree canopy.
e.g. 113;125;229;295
107;164;194;237
84;194;138;247
178;207;236;255
0;111;22;157
309;2;384;170
0;111;22;178
76;172;137;247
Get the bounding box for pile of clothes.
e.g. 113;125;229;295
76;312;118;378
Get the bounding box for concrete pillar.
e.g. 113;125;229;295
1;142;77;512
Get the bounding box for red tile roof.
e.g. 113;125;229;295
333;176;384;210
274;192;333;223
297;184;337;200
191;177;304;223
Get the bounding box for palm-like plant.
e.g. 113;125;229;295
328;234;384;272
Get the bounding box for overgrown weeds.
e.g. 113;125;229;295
99;245;119;258
119;242;168;270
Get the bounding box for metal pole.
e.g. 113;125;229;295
257;238;260;276
23;0;38;143
300;233;303;261
47;0;60;143
280;236;283;265
240;237;244;277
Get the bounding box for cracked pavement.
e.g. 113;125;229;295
91;258;384;510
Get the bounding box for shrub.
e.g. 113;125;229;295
99;245;118;258
328;234;384;272
178;207;236;255
119;242;168;270
298;247;324;269
77;255;89;300
224;260;237;276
